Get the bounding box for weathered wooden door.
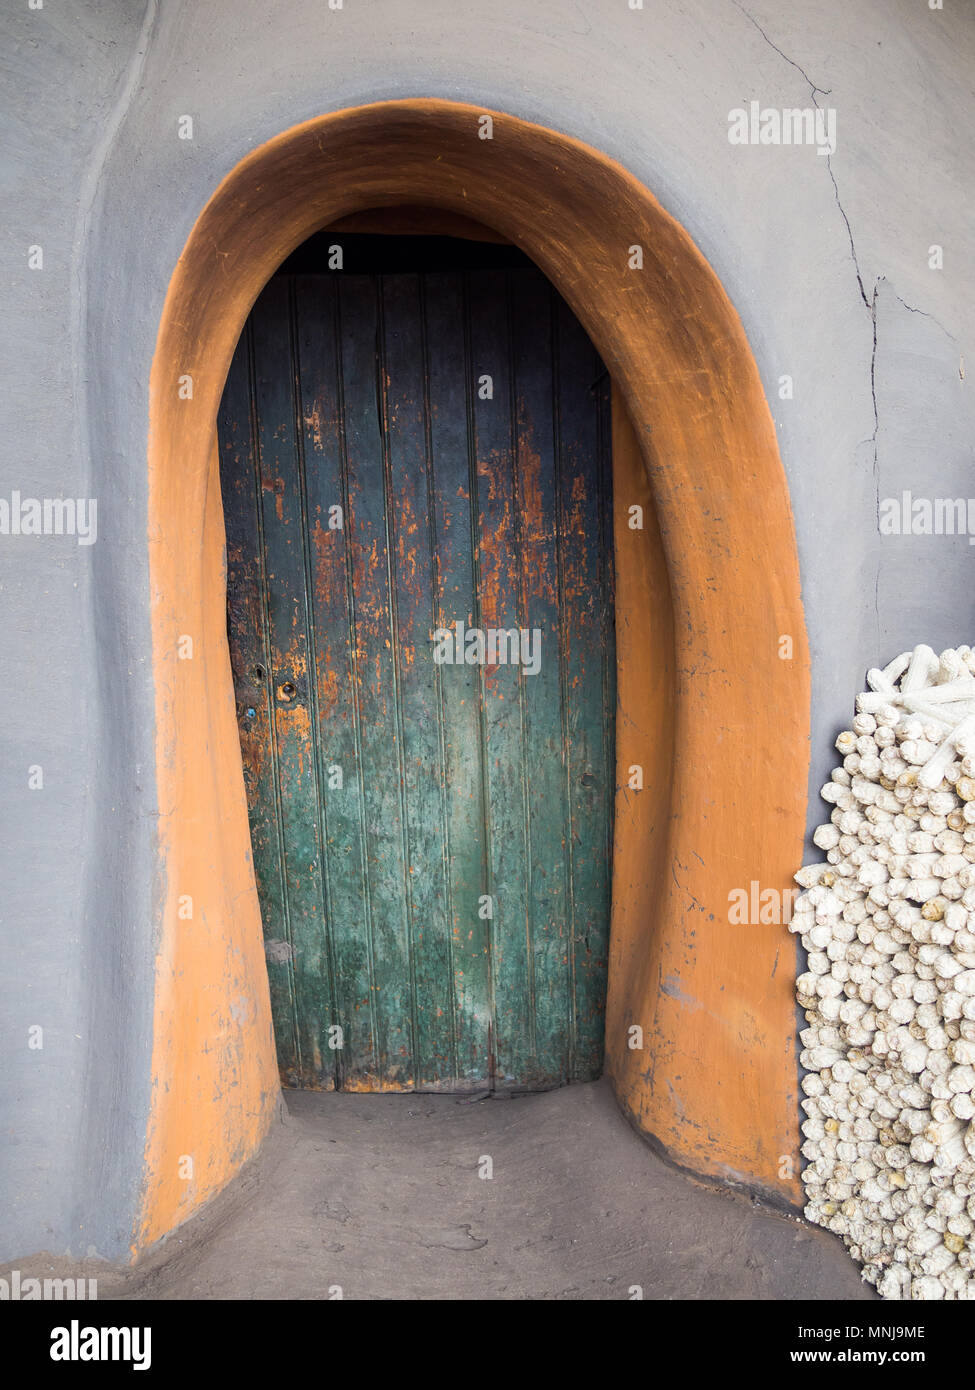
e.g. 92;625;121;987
217;244;615;1092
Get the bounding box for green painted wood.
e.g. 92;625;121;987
554;295;616;1081
217;254;615;1092
509;269;570;1085
424;272;492;1087
219;326;300;1081
380;273;456;1087
249;279;334;1088
338;274;415;1087
292;273;357;1090
468;269;532;1085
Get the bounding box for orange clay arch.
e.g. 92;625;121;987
140;99;810;1252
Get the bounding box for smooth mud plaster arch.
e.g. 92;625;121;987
141;99;810;1252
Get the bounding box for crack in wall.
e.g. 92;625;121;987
888;287;958;345
732;2;962;651
733;4;876;410
731;0;831;101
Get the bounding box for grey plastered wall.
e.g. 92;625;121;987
1;0;972;1262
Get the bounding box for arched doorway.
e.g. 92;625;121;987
139;100;809;1253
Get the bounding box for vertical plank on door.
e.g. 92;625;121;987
219;326;299;1082
509;269;572;1086
337;276;414;1088
424;272;492;1086
249;280;335;1088
555;295;615;1080
468;269;533;1087
294;273;367;1091
379;273;456;1087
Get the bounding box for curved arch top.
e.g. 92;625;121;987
141;99;810;1251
